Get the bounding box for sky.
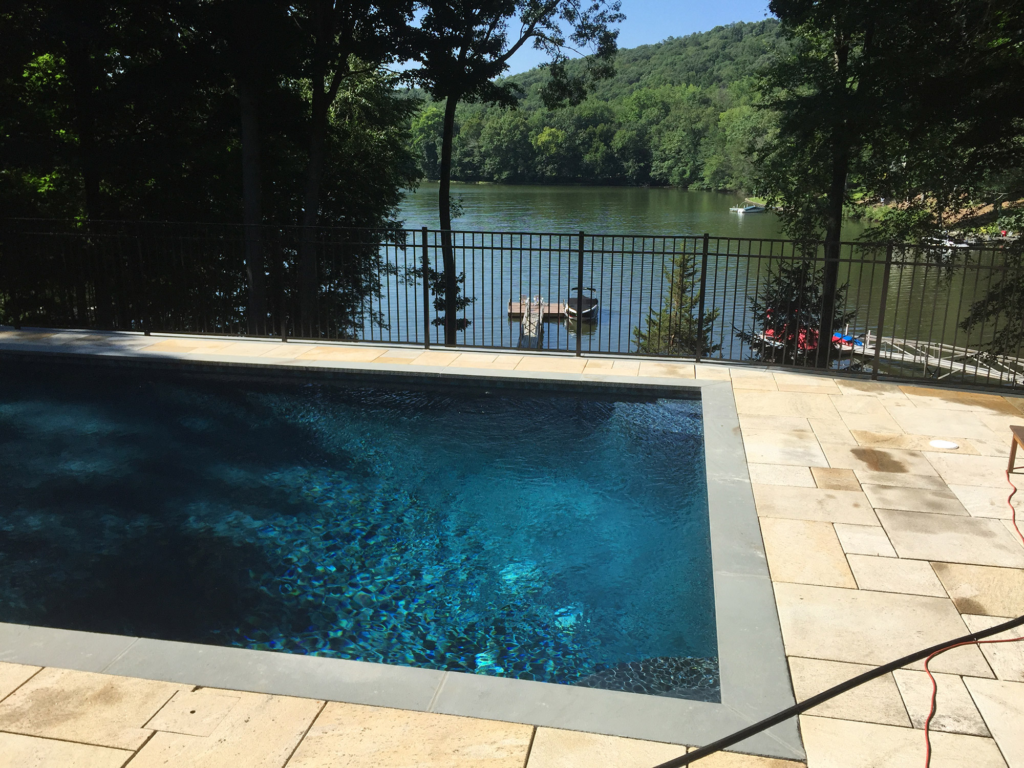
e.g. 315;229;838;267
503;0;773;74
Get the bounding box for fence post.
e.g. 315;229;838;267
696;233;710;363
576;231;585;357
422;227;431;350
871;244;893;380
6;231;20;330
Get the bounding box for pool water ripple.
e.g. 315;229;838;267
0;363;718;700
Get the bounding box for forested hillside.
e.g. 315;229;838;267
409;20;783;190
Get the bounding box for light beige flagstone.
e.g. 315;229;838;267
847;554;947;597
948;484;1023;519
741;430;829;467
830;394;901;419
637;361;696;378
0;668;188;750
286;701;531;768
451;353;523;369
899;386;1020;415
773;582;991;676
1004;518;1024;544
295;346;384;362
146;689;241;737
524;728;682;768
729;372;778;390
885;405;1000;440
206;341;284;357
0;731;133;768
966;433;1015;458
799;714;1008;767
515;356;587;373
129;691;323;768
834;379;909;398
820;443;939;475
852;470;948;490
810;467;861;491
685;752;805;767
739;414;812;433
694;364;732;380
925;453;1013;488
449;352;499;366
877;510;1024;568
892;670;989;736
0;663;39;702
834;524;897;557
931;562;1024;616
774;373;841;393
752;485;877;525
962;615;1024;682
837;409;904;434
759;518;856;588
963;678;1024;767
734;390;840;419
787;657;910;727
256;343;319;359
747;464;816;488
608;359;642;375
849;431;981;454
413;350;462;366
144;338;233;354
860;485;968;516
809;418;856;445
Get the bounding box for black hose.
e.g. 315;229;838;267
652;613;1024;768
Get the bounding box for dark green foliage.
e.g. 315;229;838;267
960;207;1024;358
633;252;719;357
735;257;855;366
0;2;418;227
407;21;784;190
0;1;420;338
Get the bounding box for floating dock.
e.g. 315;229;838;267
508;300;566;320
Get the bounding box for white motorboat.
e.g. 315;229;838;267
729;205;766;213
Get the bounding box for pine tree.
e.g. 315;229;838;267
634;253;720;357
735;256;855;365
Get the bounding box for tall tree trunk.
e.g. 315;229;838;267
815;38;850;369
65;39;110;328
815;143;848;369
297;80;334;335
239;76;267;335
438;94;459;346
65;42;101;221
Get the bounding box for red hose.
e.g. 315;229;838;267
923;469;1024;767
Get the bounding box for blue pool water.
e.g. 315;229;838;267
0;361;718;700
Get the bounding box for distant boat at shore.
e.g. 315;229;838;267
729;204;766;214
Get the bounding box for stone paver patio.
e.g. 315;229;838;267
1;329;1023;767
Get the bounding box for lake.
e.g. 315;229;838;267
398;182;864;240
384;183;999;380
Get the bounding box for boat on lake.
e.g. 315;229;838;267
565;287;599;322
729;205;766;214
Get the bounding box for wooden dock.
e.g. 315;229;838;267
861;334;1024;385
507;300;566;320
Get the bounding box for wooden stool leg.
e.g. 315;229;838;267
1010;438;1019;473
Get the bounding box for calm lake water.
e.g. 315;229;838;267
399;182;867;240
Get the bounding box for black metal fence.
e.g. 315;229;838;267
1;220;1021;388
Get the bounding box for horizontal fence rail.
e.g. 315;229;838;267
1;220;1021;389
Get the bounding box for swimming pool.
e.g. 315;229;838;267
0;360;718;701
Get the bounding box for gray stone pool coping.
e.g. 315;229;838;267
0;331;802;761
